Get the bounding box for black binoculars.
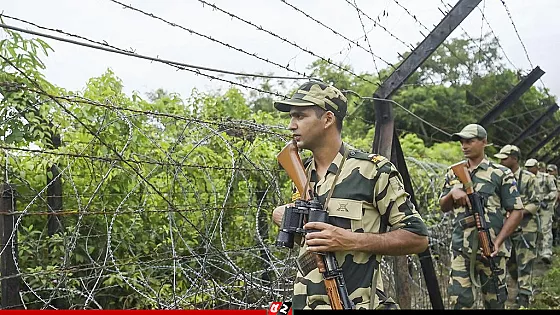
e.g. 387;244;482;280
275;197;328;249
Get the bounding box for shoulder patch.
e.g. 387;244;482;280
346;148;389;166
348;150;373;161
370;154;386;163
368;154;387;163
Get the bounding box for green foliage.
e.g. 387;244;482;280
0;22;58;147
530;248;560;309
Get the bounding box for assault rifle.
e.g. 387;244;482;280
450;161;507;303
276;140;354;310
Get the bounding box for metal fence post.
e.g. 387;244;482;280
0;183;20;309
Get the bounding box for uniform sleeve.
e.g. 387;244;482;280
523;175;539;215
545;175;558;202
373;161;428;236
500;170;523;212
439;169;454;200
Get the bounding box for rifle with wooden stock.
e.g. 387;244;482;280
450;161;506;303
276;140;354;310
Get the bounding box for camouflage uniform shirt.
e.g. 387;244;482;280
535;171;558;204
512;168;539;233
440;158;523;257
292;144;428;310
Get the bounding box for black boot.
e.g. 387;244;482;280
517;294;530;309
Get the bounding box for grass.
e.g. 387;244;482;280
530;248;560;309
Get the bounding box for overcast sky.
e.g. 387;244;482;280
3;0;560;100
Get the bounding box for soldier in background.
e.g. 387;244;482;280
538;162;547;174
494;146;539;309
547;164;560;246
440;125;524;309
525;159;557;264
271;81;429;310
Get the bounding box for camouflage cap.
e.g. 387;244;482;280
547;164;558;172
494;144;520;159
273;81;348;119
524;158;538;167
450;124;487;141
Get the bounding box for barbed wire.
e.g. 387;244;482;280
0;205;269;216
343;89;453;137
439;0;518;71
326;0;393;62
0;22;292;99
0;20;302;82
194;0;379;86
0;145;277;173
498;0;533;69
344;0;415;50
498;0;548;95
1;55;255;265
351;0;380;77
393;0;483;79
0;83;290;138
278;0;394;71
103;1;313;81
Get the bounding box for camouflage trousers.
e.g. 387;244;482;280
507;231;537;297
553;203;560;246
448;251;507;309
539;205;554;258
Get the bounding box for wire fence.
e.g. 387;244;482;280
0;84;465;309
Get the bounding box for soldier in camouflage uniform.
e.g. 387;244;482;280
271;81;429;310
440;125;524;310
547;164;560;246
538;162;547;174
525;159;558;264
494;146;539;308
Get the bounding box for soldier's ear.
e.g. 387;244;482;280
324;111;336;129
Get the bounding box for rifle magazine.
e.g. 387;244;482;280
296;250;317;276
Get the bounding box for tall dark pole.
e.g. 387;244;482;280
527;126;560;157
478;67;545;127
0;183;20;309
512;104;558;145
542;141;560;164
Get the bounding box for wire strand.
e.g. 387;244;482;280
194;0;378;86
0;22;304;81
104;0;311;80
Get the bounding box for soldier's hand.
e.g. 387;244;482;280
450;188;471;209
303;222;355;252
490;239;502;257
272;204;292;227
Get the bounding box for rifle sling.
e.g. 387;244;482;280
469;232;481;288
465;167;485;288
304;143;349;207
324;145;349;211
